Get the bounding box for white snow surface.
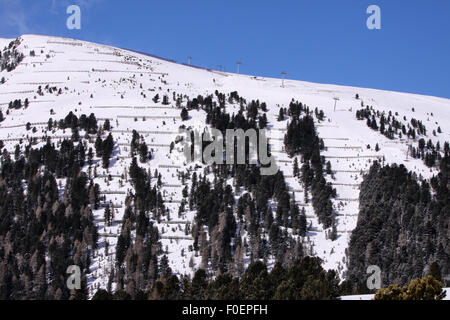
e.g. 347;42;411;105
0;34;449;296
340;288;450;300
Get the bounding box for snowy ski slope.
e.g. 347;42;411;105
0;35;448;295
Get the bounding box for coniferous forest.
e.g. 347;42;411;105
92;256;341;300
0;84;448;300
0;139;98;299
346;156;449;292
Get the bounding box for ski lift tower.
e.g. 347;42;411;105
281;72;287;88
236;62;242;74
333;97;340;111
187;56;192;65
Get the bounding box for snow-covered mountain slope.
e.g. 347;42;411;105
0;34;448;295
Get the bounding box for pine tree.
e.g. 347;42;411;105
181;107;189;121
104;205;112;226
95;136;103;157
139;142;148;163
159;255;172;279
326;161;332;175
380;120;385;134
277;108;284;121
101;133;114;169
293;158;299;177
103;119;111;131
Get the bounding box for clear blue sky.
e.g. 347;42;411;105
0;0;449;98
